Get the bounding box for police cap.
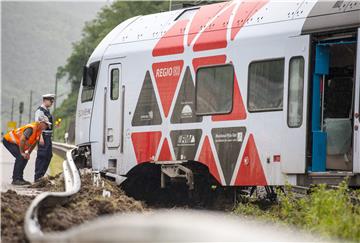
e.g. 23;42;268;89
42;94;55;100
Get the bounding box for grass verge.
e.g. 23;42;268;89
233;181;360;241
49;152;64;176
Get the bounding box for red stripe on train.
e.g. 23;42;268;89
131;131;162;164
152;19;189;57
235;134;267;186
152;60;184;117
193;3;236;51
198;136;221;183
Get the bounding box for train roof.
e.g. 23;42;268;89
89;0;360;63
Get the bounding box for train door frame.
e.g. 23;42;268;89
106;63;123;149
310;31;358;172
353;28;360;173
281;34;310;174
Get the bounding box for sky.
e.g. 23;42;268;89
1;1;107;132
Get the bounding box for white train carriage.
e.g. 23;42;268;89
75;0;360;189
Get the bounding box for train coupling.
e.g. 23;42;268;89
156;161;194;190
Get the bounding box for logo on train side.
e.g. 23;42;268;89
170;129;202;160
154;64;181;78
152;60;184;118
214;132;243;143
132;71;162;126
177;134;196;146
78;108;91;118
171;67;202;124
212;127;246;185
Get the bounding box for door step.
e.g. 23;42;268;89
298;171;360;186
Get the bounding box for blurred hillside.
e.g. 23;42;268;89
1;2;105;131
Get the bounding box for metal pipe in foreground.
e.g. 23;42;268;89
24;148;81;243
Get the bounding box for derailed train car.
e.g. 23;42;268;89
75;0;360;194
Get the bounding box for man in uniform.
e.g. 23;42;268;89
34;94;55;181
2;116;51;185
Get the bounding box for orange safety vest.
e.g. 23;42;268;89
4;122;42;151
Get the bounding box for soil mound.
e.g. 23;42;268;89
1;190;34;243
29;174;65;191
1;171;145;242
39;173;146;232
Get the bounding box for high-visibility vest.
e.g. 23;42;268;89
4;122;42;151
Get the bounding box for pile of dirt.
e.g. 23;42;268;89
39;172;146;232
1;171;145;242
1;190;34;243
29;174;65;192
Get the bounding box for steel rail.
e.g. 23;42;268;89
24;145;81;243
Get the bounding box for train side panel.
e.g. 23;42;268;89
76;0;360;186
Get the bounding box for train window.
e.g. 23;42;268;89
81;86;95;103
175;8;199;21
81;61;99;103
248;58;284;112
195;64;234;115
110;69;119;100
288;57;305;128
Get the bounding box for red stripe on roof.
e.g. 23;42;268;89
193;3;236;52
152;19;189;57
231;0;268;40
187;2;229;47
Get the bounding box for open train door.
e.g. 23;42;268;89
354;29;360;173
281;35;310;173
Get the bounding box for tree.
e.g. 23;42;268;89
57;1;170;93
54;1;221;142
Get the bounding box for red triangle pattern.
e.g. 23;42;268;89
131;131;162;164
192;55;226;72
197;136;221;183
193;3;236;52
158;138;172;161
152;60;184;117
187;2;229;46
212;73;247;121
152;19;189;57
235;134;267;186
231;0;268;40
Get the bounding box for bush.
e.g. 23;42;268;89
234;181;360;241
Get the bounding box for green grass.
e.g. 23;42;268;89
49;152;64;176
233;181;360;241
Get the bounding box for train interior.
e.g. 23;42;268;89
310;31;357;172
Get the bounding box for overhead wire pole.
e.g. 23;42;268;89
28;90;33;123
54;74;58;111
11;97;14;121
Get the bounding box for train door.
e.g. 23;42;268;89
311;32;357;172
106;63;122;150
281;35;309;173
354;29;360;173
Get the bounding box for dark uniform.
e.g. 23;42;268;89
34;105;53;181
